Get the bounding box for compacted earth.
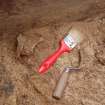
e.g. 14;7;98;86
0;0;105;105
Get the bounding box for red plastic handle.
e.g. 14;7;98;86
38;40;72;73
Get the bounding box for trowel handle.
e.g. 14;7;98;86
53;69;70;99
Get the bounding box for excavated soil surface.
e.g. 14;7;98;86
0;0;105;105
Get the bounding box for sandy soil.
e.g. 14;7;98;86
0;0;105;105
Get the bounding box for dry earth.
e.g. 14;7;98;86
0;0;105;105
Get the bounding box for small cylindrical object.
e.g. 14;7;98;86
53;67;80;99
53;68;70;99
